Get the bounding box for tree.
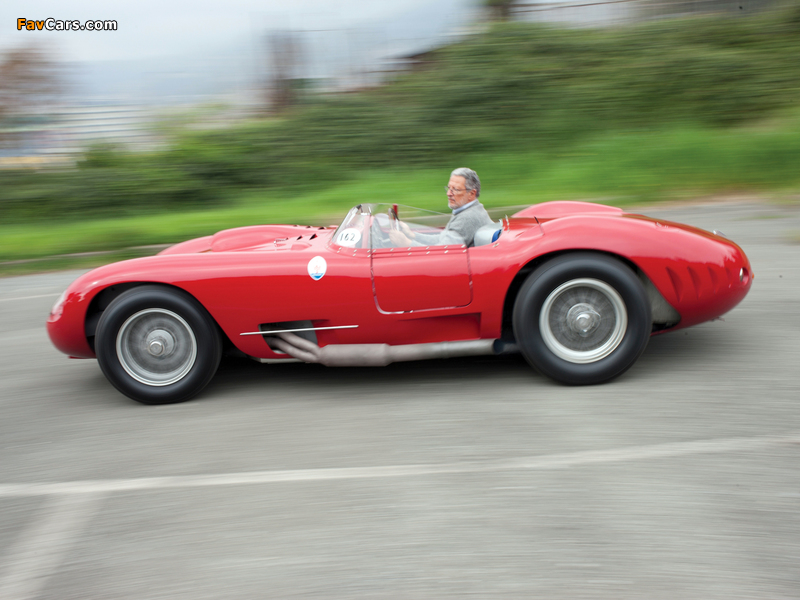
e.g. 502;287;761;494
265;31;304;112
0;46;61;150
485;0;517;21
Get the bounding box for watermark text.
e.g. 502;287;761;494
17;18;118;32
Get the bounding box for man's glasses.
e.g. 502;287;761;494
445;186;470;194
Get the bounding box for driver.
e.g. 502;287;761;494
389;167;494;248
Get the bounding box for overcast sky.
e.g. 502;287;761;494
1;0;477;62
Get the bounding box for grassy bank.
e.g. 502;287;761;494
3;5;800;225
3;115;800;272
3;6;800;275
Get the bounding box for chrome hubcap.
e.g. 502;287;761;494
116;309;197;386
566;303;601;336
540;278;627;364
146;330;175;357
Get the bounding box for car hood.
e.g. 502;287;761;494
210;224;331;252
160;224;333;255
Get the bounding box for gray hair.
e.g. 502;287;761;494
451;167;480;198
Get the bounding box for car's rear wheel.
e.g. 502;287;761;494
513;253;651;385
95;286;222;404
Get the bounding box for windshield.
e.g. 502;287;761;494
332;203;459;250
331;205;371;249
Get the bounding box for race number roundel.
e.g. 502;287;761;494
307;256;327;281
336;227;361;247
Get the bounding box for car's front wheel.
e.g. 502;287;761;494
95;286;222;404
513;253;651;385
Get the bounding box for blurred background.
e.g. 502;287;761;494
2;4;800;597
1;0;800;270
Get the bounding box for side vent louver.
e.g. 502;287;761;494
666;266;683;302
687;266;702;299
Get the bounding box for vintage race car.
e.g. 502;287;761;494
47;201;752;404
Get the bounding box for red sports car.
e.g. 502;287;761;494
47;201;752;404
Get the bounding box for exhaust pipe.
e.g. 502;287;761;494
263;331;497;367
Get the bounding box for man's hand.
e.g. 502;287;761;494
388;229;412;246
398;221;414;238
387;220;416;246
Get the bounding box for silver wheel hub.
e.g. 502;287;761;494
116;309;197;386
540;278;628;364
566;303;601;336
146;330;175;357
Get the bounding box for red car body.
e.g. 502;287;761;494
47;201;752;403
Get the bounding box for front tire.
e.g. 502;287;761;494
513;253;651;385
95;286;222;404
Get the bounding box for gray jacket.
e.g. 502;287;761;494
413;202;494;247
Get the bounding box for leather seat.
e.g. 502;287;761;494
473;222;503;246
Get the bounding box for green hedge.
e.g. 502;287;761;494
3;3;800;223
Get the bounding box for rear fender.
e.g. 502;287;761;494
501;213;750;333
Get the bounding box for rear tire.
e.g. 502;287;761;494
95;286;222;404
512;253;651;385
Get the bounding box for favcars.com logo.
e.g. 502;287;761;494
17;18;118;31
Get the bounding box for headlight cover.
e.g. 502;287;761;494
50;290;68;319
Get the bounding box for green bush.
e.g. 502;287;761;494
3;3;800;223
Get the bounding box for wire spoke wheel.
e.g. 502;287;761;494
116;309;198;386
96;286;222;404
540;278;627;364
513;253;651;385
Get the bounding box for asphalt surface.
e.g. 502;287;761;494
1;200;799;599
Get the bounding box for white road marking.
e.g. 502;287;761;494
0;433;796;498
0;493;105;600
0;433;794;600
0;294;60;303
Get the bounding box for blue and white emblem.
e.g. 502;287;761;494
307;256;327;281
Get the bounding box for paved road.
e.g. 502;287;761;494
1;201;799;599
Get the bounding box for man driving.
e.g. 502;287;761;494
389;167;493;248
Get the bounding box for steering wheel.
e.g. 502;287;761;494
369;212;396;248
388;206;400;231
